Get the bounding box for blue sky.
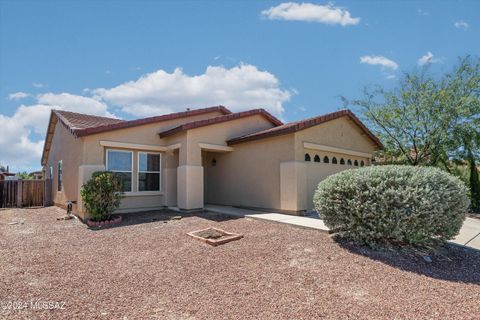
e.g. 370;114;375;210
0;0;479;172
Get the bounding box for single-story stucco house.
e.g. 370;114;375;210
41;106;383;219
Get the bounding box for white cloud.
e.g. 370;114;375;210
261;2;360;26
417;51;441;66
8;92;31;100
94;64;292;117
37;92;116;118
0;104;53;171
360;55;399;70
32;82;44;88
417;9;429;16
454;20;469;31
0;93;117;171
2;63;291;170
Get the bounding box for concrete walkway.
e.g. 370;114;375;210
205;205;480;251
452;217;480;249
206;205;329;231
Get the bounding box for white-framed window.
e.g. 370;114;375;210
138;152;161;192
106;149;133;192
49;166;53;179
57;161;63;191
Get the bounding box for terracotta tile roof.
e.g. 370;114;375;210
158;109;283;138
41;106;232;165
54;106;232;137
226;109;384;149
54;110;124;134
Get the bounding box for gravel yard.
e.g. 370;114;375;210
1;207;480;320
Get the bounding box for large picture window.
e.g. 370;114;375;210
106;150;133;192
138;152;161;192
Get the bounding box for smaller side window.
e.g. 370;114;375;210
332;157;338;164
49;166;53;179
305;153;311;161
354;160;359;166
314;155;320;162
340;158;345;165
360;160;365;167
57;161;63;191
323;156;329;163
347;159;352;166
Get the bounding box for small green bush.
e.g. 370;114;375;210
313;165;469;247
80;171;124;221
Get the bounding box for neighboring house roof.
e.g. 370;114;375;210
41;106;232;165
0;172;15;177
0;172;15;181
158;109;283;138
227;109;384;149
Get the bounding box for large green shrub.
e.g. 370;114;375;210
80;171;124;221
313;165;469;247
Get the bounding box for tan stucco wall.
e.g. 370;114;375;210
296;116;376;211
280;161;307;211
294;116;377;160
164;114;275;166
78;110;226;213
305;161;361;211
45;110;224;216
204;115;377;213
44;110;378;216
44;121;84;212
82;110;224;165
204;134;295;210
162;114;276;209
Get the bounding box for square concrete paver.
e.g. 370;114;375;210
247;213;295;221
466;234;480;249
280;216;329;230
452;218;480;248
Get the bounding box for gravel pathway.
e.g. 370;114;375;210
1;207;480;319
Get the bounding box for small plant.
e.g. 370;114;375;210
313;165;469;248
80;171;124;221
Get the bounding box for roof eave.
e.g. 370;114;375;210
227;110;384;149
159;109;283;138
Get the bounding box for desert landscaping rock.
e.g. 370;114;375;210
1;207;480;319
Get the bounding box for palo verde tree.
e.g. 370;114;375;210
347;56;480;211
444;57;480;211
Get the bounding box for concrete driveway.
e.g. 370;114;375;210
206;205;480;251
451;217;480;250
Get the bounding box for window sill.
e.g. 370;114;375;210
124;191;164;197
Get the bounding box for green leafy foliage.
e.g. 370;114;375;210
313;165;469;248
347;56;480;214
16;171;31;179
80;171;124;221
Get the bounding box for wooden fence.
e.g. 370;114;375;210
0;179;52;208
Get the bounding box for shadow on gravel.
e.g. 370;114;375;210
89;209;241;231
335;237;480;284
